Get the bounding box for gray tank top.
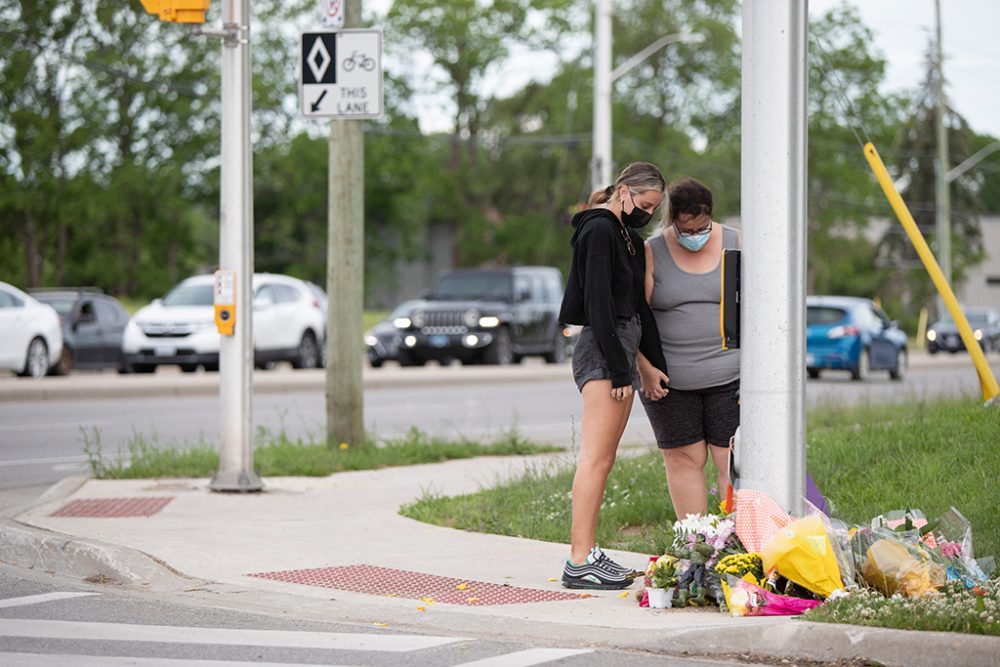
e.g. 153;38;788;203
648;226;740;390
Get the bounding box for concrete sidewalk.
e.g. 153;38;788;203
3;453;997;666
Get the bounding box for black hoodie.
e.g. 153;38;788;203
559;208;667;387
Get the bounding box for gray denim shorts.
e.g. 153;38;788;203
571;314;642;392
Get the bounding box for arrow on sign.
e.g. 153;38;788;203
310;90;328;112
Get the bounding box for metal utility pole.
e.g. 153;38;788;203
210;0;262;492
326;0;366;448
934;0;951;318
739;1;808;514
591;0;612;192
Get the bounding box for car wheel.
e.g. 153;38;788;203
131;363;156;374
292;332;320;369
397;350;424;367
483;328;513;365
369;358;384;368
19;337;49;378
50;346;73;376
851;348;870;381
927;345;938;355
544;332;567;364
180;364;199;373
203;362;219;372
889;349;907;381
807;368;820;380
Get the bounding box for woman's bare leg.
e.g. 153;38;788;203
661;441;709;519
569;380;634;564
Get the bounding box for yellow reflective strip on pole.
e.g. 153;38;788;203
863;142;999;403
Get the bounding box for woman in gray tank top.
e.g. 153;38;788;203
637;178;741;522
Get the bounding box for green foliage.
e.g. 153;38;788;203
82;426;559;479
804;581;1000;636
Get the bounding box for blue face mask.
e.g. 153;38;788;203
677;228;710;252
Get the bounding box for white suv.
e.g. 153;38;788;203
122;273;325;373
0;281;63;378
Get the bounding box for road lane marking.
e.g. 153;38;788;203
0;619;467;652
0;592;99;608
453;648;594;666
0;455;89;468
0;654;365;667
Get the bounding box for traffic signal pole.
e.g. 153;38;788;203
209;0;262;492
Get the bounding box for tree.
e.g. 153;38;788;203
876;42;986;321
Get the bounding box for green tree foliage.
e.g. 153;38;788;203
875;44;986;322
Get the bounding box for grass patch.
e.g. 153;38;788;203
404;398;1000;559
82;426;559;479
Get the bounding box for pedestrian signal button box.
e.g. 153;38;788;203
214;270;236;336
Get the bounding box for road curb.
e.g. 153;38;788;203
0;365;574;402
0;517;198;590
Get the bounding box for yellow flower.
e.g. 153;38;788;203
339;442;349;450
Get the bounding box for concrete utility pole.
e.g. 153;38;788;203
933;0;951;318
739;1;808;515
210;0;262;492
326;0;366;448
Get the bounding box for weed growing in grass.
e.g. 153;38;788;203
81;425;560;479
804;580;1000;636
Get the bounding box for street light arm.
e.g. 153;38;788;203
946;141;1000;183
610;32;705;83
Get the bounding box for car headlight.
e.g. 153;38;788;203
927;330;937;342
974;329;983;341
478;315;500;328
411;310;426;328
463;308;480;327
364;334;378;346
393;317;412;329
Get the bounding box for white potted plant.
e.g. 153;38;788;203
645;554;679;608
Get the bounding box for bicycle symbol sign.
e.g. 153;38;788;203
300;29;383;119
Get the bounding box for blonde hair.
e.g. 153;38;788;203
587;162;667;207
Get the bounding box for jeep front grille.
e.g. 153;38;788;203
422;310;465;328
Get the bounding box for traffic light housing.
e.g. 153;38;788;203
140;0;210;24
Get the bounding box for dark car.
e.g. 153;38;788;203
391;266;569;366
927;306;1000;354
29;288;129;374
806;296;908;381
365;300;423;367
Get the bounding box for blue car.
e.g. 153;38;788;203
806;296;908;381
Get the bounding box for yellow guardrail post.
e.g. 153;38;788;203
863;142;999;404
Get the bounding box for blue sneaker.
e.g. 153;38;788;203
561;548;635;590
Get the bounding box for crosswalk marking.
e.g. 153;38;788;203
0;654;366;667
453;648;594;667
0;619;467;652
0;593;99;609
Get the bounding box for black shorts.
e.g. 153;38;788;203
571;315;642;392
640;379;739;449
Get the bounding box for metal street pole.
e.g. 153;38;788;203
590;0;703;193
739;0;808;514
210;0;262;492
591;0;612;192
326;0;365;448
934;0;951;319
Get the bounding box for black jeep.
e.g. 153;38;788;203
392;266;571;366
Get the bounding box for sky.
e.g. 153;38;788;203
810;0;1000;139
366;1;1000;142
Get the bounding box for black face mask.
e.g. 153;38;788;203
621;190;653;229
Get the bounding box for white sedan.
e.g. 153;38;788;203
0;281;63;378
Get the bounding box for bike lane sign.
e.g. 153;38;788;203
299;29;383;119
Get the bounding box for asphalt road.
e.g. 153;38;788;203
0;354;996;494
0;564;747;667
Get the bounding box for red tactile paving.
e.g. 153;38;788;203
246;564;587;606
50;497;174;518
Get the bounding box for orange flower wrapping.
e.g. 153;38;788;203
862;538;945;598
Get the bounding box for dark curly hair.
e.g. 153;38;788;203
668;178;713;221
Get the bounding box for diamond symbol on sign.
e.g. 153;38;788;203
307;38;331;83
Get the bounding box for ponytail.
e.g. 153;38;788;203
588;185;614;206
